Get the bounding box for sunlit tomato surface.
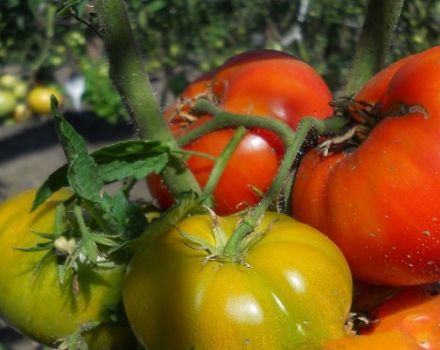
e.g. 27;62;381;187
292;46;440;285
0;190;136;349
27;85;63;115
124;212;352;350
324;286;440;350
148;49;333;215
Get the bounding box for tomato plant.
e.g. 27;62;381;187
0;190;137;349
148;49;333;215
123;211;352;350
324;285;440;350
292;46;440;285
27;85;63;115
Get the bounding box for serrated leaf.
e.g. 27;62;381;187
98;153;169;182
33;140;170;210
67;156;104;204
92;140;170;182
52;97;88;163
51;97;105;206
31;166;69;211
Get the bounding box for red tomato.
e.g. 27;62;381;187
324;286;440;350
149;49;333;215
292;46;440;285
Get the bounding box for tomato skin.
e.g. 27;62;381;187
0;190;136;349
292;46;440;285
124;212;352;350
27;85;63;115
148;49;333;215
324;286;440;350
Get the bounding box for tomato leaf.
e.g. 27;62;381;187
32;140;170;211
51;96;104;205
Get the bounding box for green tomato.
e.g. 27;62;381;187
12;81;28;99
0;74;19;90
124;212;353;350
0;190;137;349
0;90;17;118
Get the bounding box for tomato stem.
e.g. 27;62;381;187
95;0;201;198
188;99;347;260
344;0;404;96
202;126;247;201
223;116;346;260
179;99;296;146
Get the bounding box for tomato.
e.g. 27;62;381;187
123;211;352;349
0;90;17;118
148;49;333;215
13;103;32;122
0;190;136;349
0;74;19;90
292;46;440;285
324;286;440;350
27;85;63;115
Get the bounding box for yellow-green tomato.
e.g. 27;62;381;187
27;85;63;115
124;212;353;350
0;90;17;118
0;74;19;90
0;190;137;349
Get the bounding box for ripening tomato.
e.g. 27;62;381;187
27;85;63;115
0;190;136;349
124;211;352;350
324;286;440;350
292;46;440;285
148;49;333;215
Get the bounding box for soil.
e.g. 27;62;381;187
0;112;151;349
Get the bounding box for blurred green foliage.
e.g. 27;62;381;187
0;0;439;122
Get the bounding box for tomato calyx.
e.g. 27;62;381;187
175;205;279;265
317;97;429;156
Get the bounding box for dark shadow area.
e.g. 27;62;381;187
0;112;137;164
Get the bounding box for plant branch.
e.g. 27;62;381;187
202;127;246;199
224;116;345;259
344;0;404;96
95;0;200;198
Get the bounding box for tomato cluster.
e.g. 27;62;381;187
1;46;440;350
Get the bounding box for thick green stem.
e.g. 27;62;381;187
344;0;404;96
95;0;200;197
179;99;295;146
223;116;345;259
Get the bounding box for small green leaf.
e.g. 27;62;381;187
89;233;119;247
81;238;99;263
15;242;53;252
51;97;105;205
67;157;103;204
32;140;170;210
31;166;69;211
